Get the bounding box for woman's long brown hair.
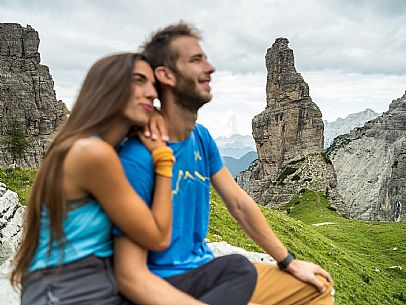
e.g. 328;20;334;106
10;52;146;287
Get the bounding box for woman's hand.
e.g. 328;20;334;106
138;130;166;152
144;109;169;142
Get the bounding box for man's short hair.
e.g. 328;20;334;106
141;21;201;72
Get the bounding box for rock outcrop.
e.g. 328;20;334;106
327;92;406;222
208;241;275;265
253;38;324;180
0;23;68;167
237;38;341;209
0;182;25;304
324;109;380;149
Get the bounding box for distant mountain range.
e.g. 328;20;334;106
215;134;257;177
324;108;380;149
215;134;256;159
223;151;258;177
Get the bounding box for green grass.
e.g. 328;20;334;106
0;167;37;204
209;189;406;305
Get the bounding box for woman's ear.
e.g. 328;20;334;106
155;66;176;87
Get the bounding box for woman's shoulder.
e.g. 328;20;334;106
67;137;118;169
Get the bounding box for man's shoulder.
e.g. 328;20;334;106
194;123;209;133
193;123;213;140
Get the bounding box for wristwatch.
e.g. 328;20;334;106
277;251;295;270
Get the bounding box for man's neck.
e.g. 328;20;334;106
161;94;198;142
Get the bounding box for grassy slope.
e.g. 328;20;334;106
208;189;406;305
0;167;37;204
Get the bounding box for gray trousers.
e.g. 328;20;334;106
21;255;131;305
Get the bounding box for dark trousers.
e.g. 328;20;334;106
165;254;257;305
21;255;130;305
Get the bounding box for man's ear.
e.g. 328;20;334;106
155;66;176;86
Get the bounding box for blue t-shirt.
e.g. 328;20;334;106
116;123;224;278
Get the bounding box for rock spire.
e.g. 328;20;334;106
237;38;338;208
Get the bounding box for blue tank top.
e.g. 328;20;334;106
29;196;113;272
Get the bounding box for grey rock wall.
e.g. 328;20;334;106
327;92;406;221
0;23;68;167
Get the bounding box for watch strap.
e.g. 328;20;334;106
277;251;295;270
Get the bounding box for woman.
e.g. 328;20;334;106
10;53;175;304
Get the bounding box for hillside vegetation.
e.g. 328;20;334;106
1;168;404;304
209;189;405;305
0;167;36;204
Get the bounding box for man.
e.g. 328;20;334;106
114;22;334;305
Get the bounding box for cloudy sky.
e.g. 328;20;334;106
1;0;406;138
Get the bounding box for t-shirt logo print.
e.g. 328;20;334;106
194;151;202;161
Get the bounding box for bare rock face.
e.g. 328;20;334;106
0;182;25;303
0;182;25;266
237;38;339;209
0;23;68;167
327;92;406;222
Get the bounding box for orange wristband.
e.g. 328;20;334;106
151;146;175;178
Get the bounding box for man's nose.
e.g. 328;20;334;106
205;60;215;74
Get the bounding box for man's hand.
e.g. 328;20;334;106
286;259;333;292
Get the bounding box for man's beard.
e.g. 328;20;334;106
173;72;212;112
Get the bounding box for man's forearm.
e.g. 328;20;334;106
211;168;289;262
231;190;289;262
211;167;333;290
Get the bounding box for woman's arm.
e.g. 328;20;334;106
138;131;175;249
114;236;207;305
66;137;174;251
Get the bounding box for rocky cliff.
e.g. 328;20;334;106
0;23;68;167
327;92;406;222
237;38;342;209
324;109;380;149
